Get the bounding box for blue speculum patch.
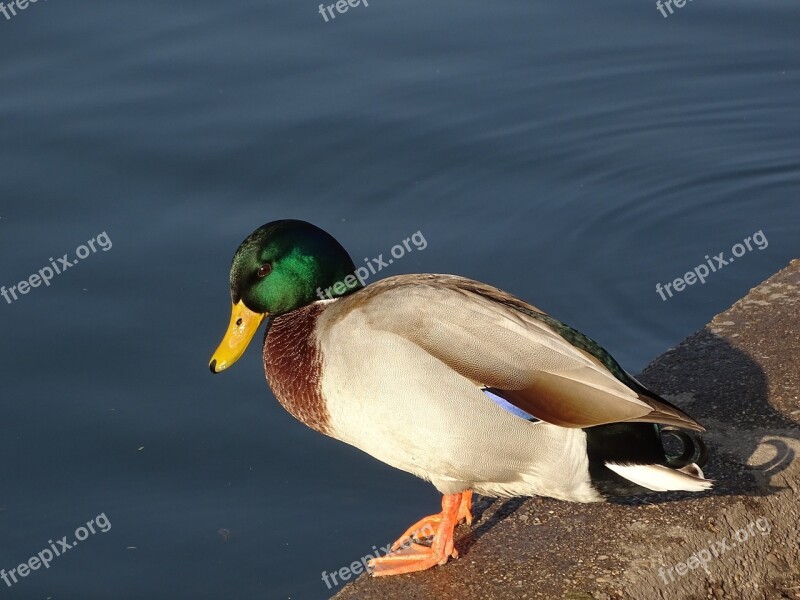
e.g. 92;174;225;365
482;388;540;422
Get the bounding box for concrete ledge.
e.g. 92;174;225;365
334;260;800;600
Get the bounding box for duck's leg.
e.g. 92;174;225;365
387;490;473;552
458;490;474;525
369;491;471;576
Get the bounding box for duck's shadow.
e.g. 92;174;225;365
456;331;800;552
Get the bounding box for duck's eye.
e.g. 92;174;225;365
257;263;272;278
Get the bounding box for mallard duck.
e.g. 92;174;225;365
209;219;711;577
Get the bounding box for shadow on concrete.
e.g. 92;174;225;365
634;329;799;501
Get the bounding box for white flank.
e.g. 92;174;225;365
605;462;713;492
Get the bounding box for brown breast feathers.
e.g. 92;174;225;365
263;302;331;436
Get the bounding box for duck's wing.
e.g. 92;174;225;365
352;274;704;432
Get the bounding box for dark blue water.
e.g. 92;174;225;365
0;0;798;598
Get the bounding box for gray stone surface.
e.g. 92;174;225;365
333;260;800;600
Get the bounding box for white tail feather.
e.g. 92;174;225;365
605;462;712;492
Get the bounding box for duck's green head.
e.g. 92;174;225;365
209;219;359;374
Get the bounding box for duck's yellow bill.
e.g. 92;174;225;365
209;301;267;373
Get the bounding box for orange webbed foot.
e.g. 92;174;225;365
369;542;451;576
388;514;441;551
388;490;474;551
370;491;473;577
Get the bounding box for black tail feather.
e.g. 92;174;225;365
661;426;708;468
586;422;709;497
